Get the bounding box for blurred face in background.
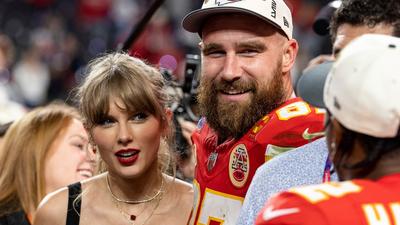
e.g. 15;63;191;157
44;118;94;194
332;23;394;57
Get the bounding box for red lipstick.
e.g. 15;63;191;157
115;149;140;166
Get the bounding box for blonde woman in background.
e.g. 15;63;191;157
0;102;95;225
34;52;193;225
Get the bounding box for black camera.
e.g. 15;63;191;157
165;54;201;167
168;54;200;123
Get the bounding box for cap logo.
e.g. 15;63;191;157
283;16;289;28
215;0;241;6
334;97;341;110
271;0;277;18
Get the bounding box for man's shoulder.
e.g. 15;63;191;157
272;98;325;123
253;98;325;146
258;180;381;225
267;98;325;126
287;181;363;203
255;189;326;225
284;179;399;206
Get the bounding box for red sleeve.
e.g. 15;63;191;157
255;192;328;225
254;98;325;148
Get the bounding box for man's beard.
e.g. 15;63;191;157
198;64;285;141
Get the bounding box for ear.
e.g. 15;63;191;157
281;39;298;73
164;108;173;122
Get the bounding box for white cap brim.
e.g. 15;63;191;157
183;7;286;37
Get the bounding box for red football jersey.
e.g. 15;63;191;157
188;98;325;225
256;173;400;225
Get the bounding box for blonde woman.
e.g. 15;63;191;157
34;53;194;225
0;103;94;225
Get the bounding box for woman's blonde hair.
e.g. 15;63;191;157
76;52;174;174
0;102;80;216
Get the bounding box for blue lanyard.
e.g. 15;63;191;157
323;156;332;183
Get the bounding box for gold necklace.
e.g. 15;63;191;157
112;193;162;225
113;198;146;222
106;174;164;204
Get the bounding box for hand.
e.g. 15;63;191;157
177;117;197;145
177;117;197;180
304;54;334;72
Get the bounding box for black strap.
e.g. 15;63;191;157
66;182;82;225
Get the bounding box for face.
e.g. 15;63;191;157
198;14;295;140
45;118;94;194
332;23;394;57
91;97;164;179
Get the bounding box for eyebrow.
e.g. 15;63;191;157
69;134;88;142
236;41;267;51
201;43;223;54
201;41;267;54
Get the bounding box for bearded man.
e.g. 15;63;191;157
182;1;325;224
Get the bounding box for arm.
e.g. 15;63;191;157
255;192;327;225
237;138;330;225
33;187;69;225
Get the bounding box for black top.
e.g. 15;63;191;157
66;182;82;225
0;210;30;225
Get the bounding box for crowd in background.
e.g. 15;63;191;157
0;0;329;111
1;1;400;225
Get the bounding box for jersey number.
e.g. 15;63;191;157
276;102;312;120
188;180;244;225
289;181;362;204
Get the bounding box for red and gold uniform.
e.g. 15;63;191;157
256;173;400;225
188;98;325;225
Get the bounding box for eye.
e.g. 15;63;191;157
72;141;85;151
207;51;226;58
238;49;259;57
97;117;115;127
131;112;149;121
202;47;226;58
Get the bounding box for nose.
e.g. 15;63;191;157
220;53;242;82
117;123;133;145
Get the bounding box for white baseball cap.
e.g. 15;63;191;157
324;34;400;138
182;0;293;39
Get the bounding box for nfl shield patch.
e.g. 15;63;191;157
229;144;249;188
